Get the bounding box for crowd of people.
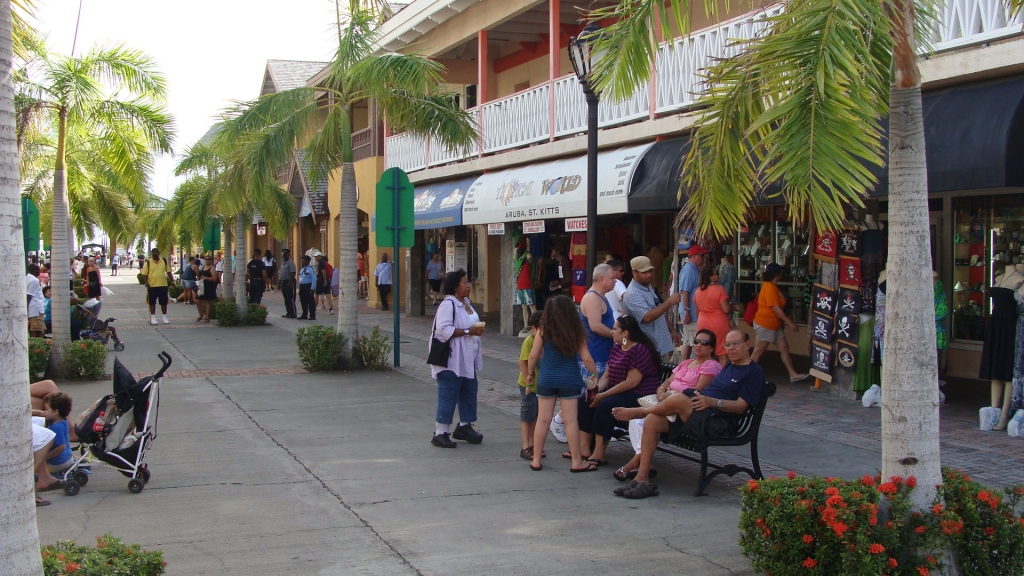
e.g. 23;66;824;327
426;246;778;499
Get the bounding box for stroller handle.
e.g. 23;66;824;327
153;352;173;379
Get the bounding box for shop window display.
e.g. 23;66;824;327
733;205;810;325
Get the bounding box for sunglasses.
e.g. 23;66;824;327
693;338;712;346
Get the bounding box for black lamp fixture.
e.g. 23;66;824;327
568;22;602;284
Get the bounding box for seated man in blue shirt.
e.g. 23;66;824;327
611;329;765;499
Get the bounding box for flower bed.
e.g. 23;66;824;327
63;339;107;381
41;534;165;575
246;303;267;325
296;325;348;372
29;337;51;381
354;325;391;370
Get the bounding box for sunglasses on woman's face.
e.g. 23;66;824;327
693;339;712;347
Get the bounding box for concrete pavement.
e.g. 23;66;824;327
33;272;1023;575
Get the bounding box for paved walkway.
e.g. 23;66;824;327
32;274;1023;576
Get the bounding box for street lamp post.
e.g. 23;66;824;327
569;23;601;285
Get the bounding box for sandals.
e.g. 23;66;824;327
35;496;50;507
613;480;637;496
613;467;658;482
562;451;593;460
520;448;547;460
530;463;543;471
587;458;608;467
620;481;659;499
37;480;63;492
570;462;599;473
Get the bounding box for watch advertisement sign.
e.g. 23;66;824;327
565;217;588;232
461;143;654;225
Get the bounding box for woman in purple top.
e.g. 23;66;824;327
583;314;662;465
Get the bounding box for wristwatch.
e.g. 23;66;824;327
717;399;723;408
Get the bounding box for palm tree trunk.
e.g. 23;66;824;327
47;107;70;379
234;212;247;316
337;109;358;361
0;1;45;571
881;0;941;510
222;217;233;297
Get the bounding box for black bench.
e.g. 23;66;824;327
613;362;777;496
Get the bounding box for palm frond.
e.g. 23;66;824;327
81;44;169;99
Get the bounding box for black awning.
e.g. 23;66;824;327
871;74;1024;195
627;138;689;212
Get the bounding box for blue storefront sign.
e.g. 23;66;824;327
413;176;477;230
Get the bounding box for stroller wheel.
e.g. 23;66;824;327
141;466;151;484
114;342;125;352
63;480;81;496
73;471;89;486
128;478;144;494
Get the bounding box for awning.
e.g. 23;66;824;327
461;143;654;225
628;138;689;212
414;176;477;230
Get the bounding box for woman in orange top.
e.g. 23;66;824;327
751;263;809;382
694;267;732;362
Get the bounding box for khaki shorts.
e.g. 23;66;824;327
28;315;45;333
680;322;699;344
753;322;784;343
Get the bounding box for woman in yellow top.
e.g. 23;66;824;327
751;263;809;382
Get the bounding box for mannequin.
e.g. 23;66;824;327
514;239;536;337
860;214;880;231
984;265;1023;430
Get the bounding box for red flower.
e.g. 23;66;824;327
918;567;929;576
831;521;849;537
932;504;943;515
803;534;814;544
906;476;918;488
798;486;807;494
65;563;80;574
915;526;927;534
826;495;845;507
803;558;817;569
869;543;885;554
985;527;996;536
886;521;895;529
925;556;936;566
888;558;899;568
879;482;898;495
890;475;903;485
860;475;876;487
788;471;797;479
978;490;991;502
747;480;760;492
1014;486;1024;496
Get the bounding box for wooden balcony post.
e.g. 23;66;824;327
549;0;559;141
478;29;489;157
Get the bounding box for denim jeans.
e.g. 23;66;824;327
435;370;478;425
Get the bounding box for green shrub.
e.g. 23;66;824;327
296;325;348;372
246;303;268;325
63;339;107;380
213;299;238;326
937;468;1024;576
739;470;1024;576
42;534;166;576
72;279;88;300
355;325;391;370
29;337;51;381
167;284;184;299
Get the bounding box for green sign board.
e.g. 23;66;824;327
203;220;222;252
375;167;415;248
21;197;39;252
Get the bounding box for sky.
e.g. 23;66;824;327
33;0;339;200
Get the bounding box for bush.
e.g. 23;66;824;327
29;337;51;381
42;534;166;576
167;284;184;299
739;470;1024;576
63;339;107;380
72;278;88;300
355;325;391;370
296;325;348;372
246;303;268;325
937;468;1024;576
213;299;238;326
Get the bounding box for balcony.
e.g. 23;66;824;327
386;0;1024;174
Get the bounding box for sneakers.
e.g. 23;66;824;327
150;315;157;325
162;315;170;324
452;423;483;444
431;432;457;448
518;327;532;338
550;418;567;443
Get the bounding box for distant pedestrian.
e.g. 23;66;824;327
677;245;707;361
262;249;276;292
26;263;45;337
318;255;335;314
142;248;174;325
605;259;628;319
37;264;49;287
623;256;681;360
180;257;198;306
195;257;218;323
357;252;367;298
375;253;394;311
298;255;316;320
425;252;445;305
246;249;267;305
330;261;340;302
279;249;297;319
110;254;119;276
751;263;808;383
82;257;102;300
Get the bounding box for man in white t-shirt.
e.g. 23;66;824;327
605;259;628;318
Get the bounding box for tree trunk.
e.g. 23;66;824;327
337;161;358;360
0;1;45;571
221;218;233;298
881;0;941;511
47;108;70;379
234;213;247;316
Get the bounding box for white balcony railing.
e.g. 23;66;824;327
385;0;1023;173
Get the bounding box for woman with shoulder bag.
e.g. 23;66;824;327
428;270;485;449
195;256;218;323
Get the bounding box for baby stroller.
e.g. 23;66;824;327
60;352;171;495
78;298;125;351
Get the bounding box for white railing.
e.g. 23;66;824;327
931;0;1024;51
387;0;1024;173
429;107;479;165
479;83;550;153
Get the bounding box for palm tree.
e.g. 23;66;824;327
16;41;173;376
218;7;477;361
0;3;45;573
588;0;1023;508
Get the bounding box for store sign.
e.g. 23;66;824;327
522;220;546;234
461;143;654;225
487;223;505;235
446;240;468;272
256;223;267;236
564;217;588;232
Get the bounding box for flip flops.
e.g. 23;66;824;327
35;496;50;507
587;458;608;467
569;462;599;473
37;480;63;493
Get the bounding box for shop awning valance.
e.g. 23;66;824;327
461;143;654;225
628;138;689;212
413;176;477;230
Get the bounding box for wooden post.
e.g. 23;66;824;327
478;30;488;157
549;0;559;141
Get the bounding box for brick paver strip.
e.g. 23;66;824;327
133;366;309;379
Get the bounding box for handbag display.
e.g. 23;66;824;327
427;299;457;368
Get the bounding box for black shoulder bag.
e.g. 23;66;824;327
427;299;457;367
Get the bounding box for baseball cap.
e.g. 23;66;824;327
688;244;709;256
630;256;655;273
765;263;783;276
